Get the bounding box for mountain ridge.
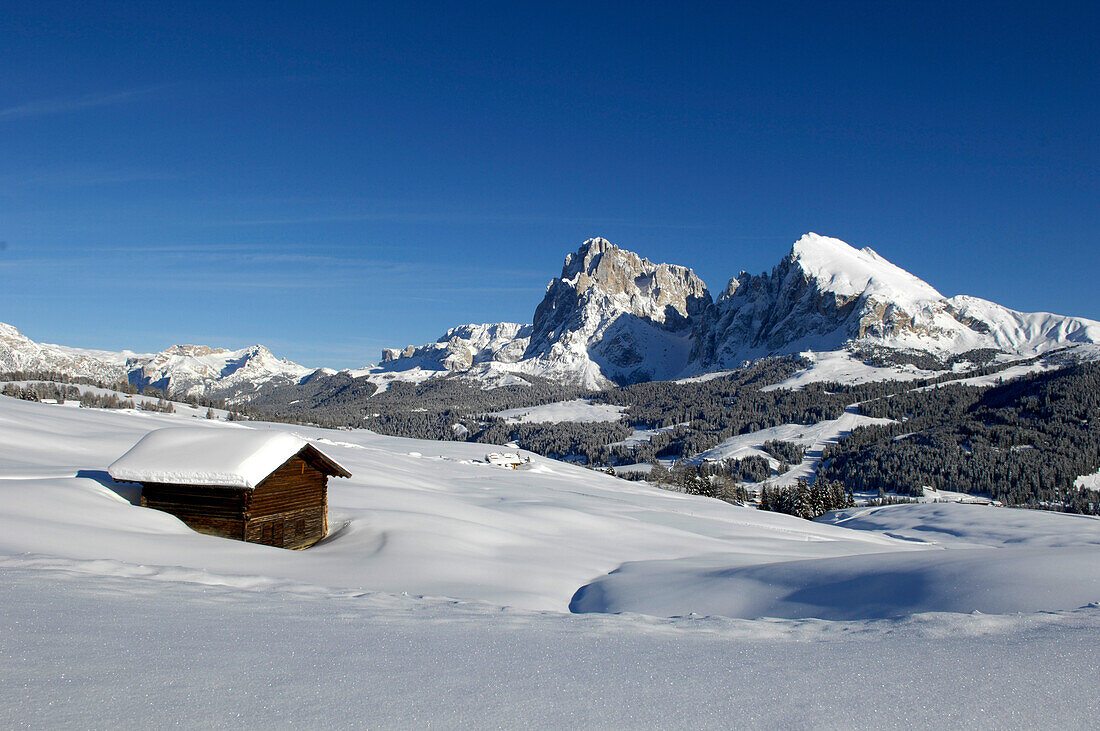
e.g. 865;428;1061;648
379;233;1100;386
0;322;315;400
4;233;1100;397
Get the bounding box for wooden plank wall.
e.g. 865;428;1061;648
138;454;330;549
248;456;325;517
141;484;248;540
246;456;328;549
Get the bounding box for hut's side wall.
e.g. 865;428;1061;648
245;455;328;549
140;484;248;540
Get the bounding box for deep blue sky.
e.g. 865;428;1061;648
2;1;1097;368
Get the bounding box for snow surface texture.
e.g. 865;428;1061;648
5;564;1100;728
571;503;1100;619
5;395;1100;726
108;427;333;488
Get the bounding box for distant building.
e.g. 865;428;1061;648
486;452;528;469
109;427;351;549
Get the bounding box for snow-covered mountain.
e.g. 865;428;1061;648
380;322;533;372
0;322;315;401
7;233;1100;394
0;321;140;383
691;233;1100;368
377;233;1100;387
375;238;711;388
522;237;710;386
132;343;315;399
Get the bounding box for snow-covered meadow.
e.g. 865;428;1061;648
3;394;1100;726
486;398;627;423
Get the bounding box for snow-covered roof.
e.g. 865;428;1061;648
108;427;350;489
486;452;526;466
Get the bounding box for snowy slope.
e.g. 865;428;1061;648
6;564;1100;728
0;395;906;612
5;394;1100;726
687;405;896;485
571;502;1100;619
791;233;944;304
6;393;1100;618
487;398;626;423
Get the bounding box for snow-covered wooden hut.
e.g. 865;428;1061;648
108;427;351;549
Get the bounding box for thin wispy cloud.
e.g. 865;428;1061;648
0;88;153;122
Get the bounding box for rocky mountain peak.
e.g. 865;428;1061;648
519;238;713;386
543;237;711;326
158;345;228;359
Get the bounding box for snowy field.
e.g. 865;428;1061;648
686;405;895;485
760;350;936;390
487;398;626;423
3;394;1100;726
571;503;1100;619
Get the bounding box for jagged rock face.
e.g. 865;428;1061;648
376;238;713;388
380;323;533;372
524;238;712;384
531;238;710;335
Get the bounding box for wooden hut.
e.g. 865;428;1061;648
108;427;351;549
